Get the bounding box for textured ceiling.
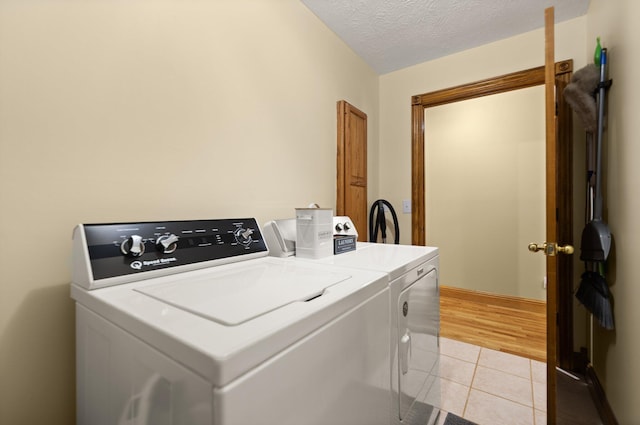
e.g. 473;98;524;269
300;0;590;74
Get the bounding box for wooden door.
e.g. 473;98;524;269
337;100;368;241
544;8;559;422
542;8;575;423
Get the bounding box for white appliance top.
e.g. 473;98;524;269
71;256;387;387
311;242;438;280
135;260;350;326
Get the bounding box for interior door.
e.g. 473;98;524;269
544;8;558;425
544;9;560;422
523;8;577;423
337;100;368;241
541;8;574;423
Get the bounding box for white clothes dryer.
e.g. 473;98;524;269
311;243;440;425
264;218;440;425
71;218;391;425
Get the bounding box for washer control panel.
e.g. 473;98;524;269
333;216;358;237
77;218;267;285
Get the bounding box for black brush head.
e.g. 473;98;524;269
576;271;614;330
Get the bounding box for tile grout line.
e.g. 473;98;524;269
469;387;537;410
530;359;537;425
474;363;536;380
461;346;482;420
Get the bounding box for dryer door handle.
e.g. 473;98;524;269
400;330;411;375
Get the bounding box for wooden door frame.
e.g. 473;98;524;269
337;100;348;215
410;61;574;366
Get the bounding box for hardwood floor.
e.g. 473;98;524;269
439;285;546;362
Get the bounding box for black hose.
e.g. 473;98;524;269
368;199;400;244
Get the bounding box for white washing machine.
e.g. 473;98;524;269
264;218;440;425
70;218;391;425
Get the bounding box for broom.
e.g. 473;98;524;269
568;45;614;329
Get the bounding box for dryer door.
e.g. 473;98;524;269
397;267;439;422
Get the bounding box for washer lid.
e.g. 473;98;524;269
135;261;351;326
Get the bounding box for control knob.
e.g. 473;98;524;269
335;222;351;232
120;235;145;257
234;228;254;246
156;234;179;254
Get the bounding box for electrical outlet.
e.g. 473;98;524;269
543;276;547;289
402;200;411;214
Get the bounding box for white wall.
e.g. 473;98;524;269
587;1;640;422
0;1;379;423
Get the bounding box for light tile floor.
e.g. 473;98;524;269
429;337;547;425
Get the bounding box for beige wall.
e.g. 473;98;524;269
0;1;379;423
425;86;546;300
587;1;640;422
379;17;587;246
